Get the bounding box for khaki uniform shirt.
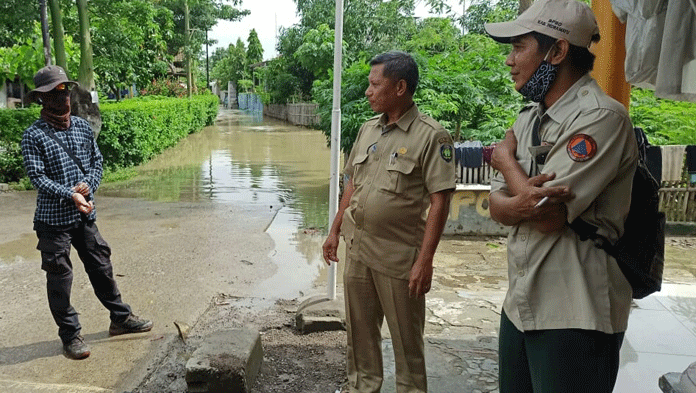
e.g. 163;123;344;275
491;75;638;334
341;104;455;280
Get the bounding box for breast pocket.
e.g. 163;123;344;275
384;158;416;195
352;153;370;186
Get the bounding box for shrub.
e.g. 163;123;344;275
140;78;188;98
630;88;696;145
98;94;218;170
0;94;218;182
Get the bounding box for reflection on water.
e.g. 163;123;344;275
101;109;334;298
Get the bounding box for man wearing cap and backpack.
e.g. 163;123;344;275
484;0;639;391
21;65;153;360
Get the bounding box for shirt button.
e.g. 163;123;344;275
520;235;527;241
582;90;589;96
519;269;526;277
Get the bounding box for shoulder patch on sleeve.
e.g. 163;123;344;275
440;144;453;162
567;134;597;162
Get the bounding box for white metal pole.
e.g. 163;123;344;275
327;0;344;300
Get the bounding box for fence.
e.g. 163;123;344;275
287;103;321;126
264;104;287;121
237;93;263;112
263;102;320;127
457;162;493;185
660;187;696;222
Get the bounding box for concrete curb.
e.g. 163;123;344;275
185;329;263;393
295;295;346;334
0;380;112;393
666;222;696;236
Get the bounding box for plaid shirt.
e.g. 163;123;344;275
21;116;103;227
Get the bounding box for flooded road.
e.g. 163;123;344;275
100;109;338;299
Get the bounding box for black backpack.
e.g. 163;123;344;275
569;127;665;299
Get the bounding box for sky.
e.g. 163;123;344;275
208;0;463;61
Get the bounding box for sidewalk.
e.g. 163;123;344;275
371;282;696;393
616;283;696;393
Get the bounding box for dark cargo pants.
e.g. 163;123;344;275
36;221;131;344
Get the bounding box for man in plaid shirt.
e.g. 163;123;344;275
21;66;152;360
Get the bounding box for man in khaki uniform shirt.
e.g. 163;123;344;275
485;0;638;392
323;51;455;393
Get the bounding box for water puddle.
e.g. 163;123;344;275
101;109;336;298
0;233;36;268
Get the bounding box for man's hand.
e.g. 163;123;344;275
72;182;90;197
322;232;340;265
409;256;433;298
511;172;573;221
491;129;516;171
72;192;94;214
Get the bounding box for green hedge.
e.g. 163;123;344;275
0;94;218;183
98;94;218;169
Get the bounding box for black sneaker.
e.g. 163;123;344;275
109;314;153;336
63;335;90;359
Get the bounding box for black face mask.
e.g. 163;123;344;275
518;46;558;103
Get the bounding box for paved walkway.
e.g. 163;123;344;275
391;282;696;393
616;283;696;393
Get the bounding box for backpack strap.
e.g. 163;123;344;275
43;128;89;175
568;218;615;254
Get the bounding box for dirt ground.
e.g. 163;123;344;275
129;235;696;393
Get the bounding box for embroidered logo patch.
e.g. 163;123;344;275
566;134;597;162
440;145;453;162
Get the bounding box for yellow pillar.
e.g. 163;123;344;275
591;0;631;109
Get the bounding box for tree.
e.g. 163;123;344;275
246;28;263;65
75;0;95;92
462;0;518;35
294;24;336;78
268;0;416;103
292;0;416;59
48;0;68;71
158;0;249;62
86;0;173;98
210;38;247;89
311;17;523;153
0;0;38;47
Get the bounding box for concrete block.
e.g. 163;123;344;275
295;295;346;333
185;329;263;393
0;183;8;191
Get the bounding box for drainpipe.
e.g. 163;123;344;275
327;0;344;300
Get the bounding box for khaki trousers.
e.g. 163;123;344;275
344;257;426;393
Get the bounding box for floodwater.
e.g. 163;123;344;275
100;109;340;299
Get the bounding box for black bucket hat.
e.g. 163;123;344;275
28;65;79;102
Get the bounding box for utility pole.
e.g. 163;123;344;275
206;29;209;88
39;0;51;66
326;0;345;300
184;0;192;98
